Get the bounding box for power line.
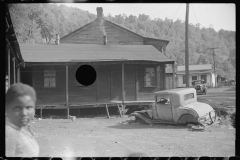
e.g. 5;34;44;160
150;4;180;19
166;4;182;35
191;4;199;24
206;4;213;28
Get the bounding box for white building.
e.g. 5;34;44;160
177;64;217;88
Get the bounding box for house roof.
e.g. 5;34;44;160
19;43;174;63
60;18;170;45
6;4;24;64
177;64;212;72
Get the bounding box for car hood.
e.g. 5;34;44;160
181;102;214;117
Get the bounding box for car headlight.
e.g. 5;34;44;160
209;110;216;122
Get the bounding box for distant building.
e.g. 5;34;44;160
176;64;217;87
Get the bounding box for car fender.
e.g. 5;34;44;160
178;113;199;125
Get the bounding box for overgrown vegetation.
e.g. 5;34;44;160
197;97;235;128
9;3;235;80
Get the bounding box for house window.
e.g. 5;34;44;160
192;76;197;81
145;67;156;87
201;75;207;83
44;70;56;88
183;75;186;84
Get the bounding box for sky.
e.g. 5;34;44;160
60;3;235;32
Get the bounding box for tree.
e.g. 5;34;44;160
138;14;150;21
228;49;236;68
128;15;137;23
196;54;209;64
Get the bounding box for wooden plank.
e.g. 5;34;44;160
124;64;135;101
110;67;112;100
40;109;42;118
66;64;69;118
172;63;175;89
62;20;143;45
105;104;110;118
163;64;166;90
135;65;138;101
97;65;111;102
8;49;11;88
122;63;125;103
96;66;98;102
13;57;16;84
17;67;20;83
117;104;122;117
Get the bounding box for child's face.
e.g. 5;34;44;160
6;95;35;128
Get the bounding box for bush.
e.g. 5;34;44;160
230;112;235;128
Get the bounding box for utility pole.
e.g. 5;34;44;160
185;3;190;87
208;47;218;88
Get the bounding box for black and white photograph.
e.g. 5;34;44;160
5;3;235;157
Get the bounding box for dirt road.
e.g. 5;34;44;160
32;87;235;157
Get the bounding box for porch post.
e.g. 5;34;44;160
105;104;110;118
40;109;42;118
110;67;112;100
172;62;175;89
122;63;125;103
66;63;69;119
17;66;20;82
13;57;16;84
210;73;212;88
135;65;138;101
163;64;166;90
8;48;11;88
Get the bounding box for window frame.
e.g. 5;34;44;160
44;69;56;88
144;67;157;87
192;76;197;81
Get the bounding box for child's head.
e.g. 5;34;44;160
6;83;37;128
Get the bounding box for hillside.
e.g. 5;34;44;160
9;4;235;80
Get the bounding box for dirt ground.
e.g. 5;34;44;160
31;87;236;157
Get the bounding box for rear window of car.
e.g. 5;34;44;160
184;93;194;101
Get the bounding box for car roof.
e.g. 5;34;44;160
154;88;195;95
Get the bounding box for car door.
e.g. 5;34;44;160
155;94;174;121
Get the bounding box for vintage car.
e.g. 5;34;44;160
192;80;207;95
129;88;217;126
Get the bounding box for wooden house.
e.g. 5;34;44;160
6;4;24;91
18;7;175;118
176;64;217;88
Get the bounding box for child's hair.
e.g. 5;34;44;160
6;83;37;106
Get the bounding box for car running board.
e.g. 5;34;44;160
151;120;178;125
